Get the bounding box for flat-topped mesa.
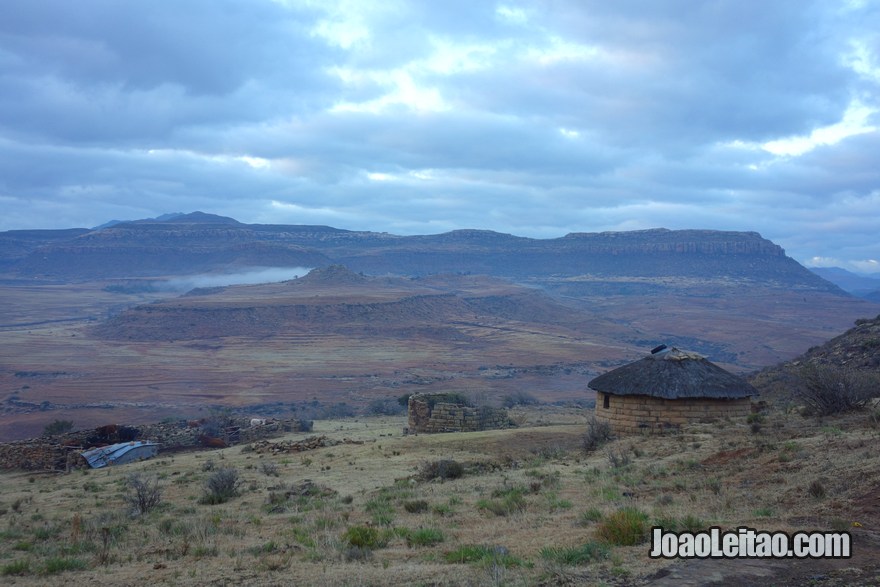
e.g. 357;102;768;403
1;216;838;292
557;229;785;256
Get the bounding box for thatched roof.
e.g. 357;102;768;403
588;347;758;400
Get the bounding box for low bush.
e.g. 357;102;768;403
124;473;162;516
583;416;613;452
577;508;604;526
259;461;279;477
403;499;429;514
595;507;649;546
795;364;879;416
42;419;74;437
406;528;444;547
808;480;827;499
477;486;527;517
343;525;381;549
200;468;241;505
420;459;464;481
1;559;30;576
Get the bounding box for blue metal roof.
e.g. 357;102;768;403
81;441;159;468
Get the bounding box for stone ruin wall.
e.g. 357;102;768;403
407;394;512;433
0;417;306;472
595;392;752;435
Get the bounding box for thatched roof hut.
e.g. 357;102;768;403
588;346;757;434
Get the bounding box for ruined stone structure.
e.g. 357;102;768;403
589;346;757;435
407;393;512;433
0;417;308;471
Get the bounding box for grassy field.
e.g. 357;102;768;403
1;405;879;586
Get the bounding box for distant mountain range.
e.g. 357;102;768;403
0;212;845;295
2;213;879;437
809;267;880;301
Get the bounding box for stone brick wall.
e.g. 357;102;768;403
595;392;752;434
407;394;512;433
0;417;307;472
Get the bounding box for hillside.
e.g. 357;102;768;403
90;267;603;342
0;407;879;585
749;313;880;400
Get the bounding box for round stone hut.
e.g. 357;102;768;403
588;345;757;434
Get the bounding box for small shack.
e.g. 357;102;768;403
588;345;757;434
81;440;159;469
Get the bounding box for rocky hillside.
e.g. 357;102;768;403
749;313;880;398
788;314;880;370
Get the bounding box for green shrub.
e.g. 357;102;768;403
42;557;88;575
540;542;609;565
578;508;604;526
1;559;30;576
406;528;445;547
477;486;527;516
343;525;381;549
444;545;523;568
365;496;395;526
595;507;649;546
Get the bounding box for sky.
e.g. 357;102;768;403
1;1;879;273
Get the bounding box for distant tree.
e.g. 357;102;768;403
365;398;405;416
42;419;74;437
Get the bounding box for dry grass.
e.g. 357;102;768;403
1;407;879;585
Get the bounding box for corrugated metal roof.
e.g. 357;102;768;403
588;347;758;400
81;441;159;468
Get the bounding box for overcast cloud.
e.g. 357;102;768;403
1;0;878;272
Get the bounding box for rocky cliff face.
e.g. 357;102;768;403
0;213;840;293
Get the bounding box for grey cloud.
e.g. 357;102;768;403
1;0;879;271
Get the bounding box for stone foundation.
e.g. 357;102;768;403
595;392;752;434
408;394;512;433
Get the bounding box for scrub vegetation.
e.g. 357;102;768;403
0;406;879;585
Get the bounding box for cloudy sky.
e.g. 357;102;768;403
1;1;879;271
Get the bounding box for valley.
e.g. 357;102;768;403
1;216;878;441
